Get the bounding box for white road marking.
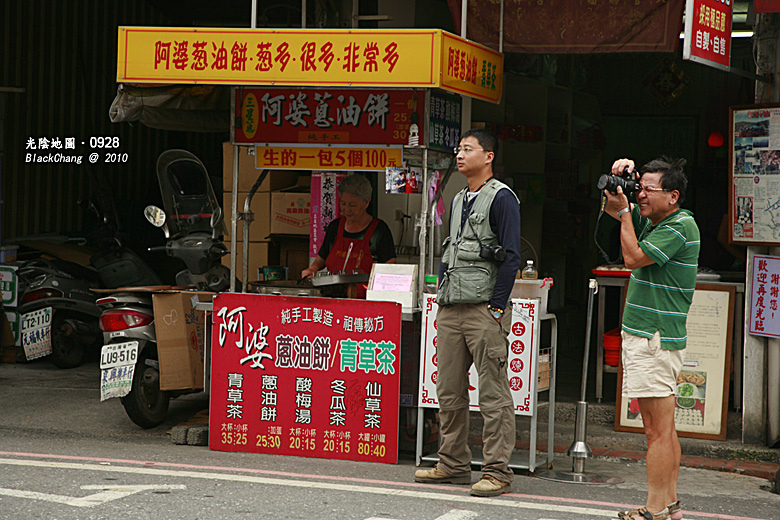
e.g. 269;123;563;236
365;511;479;520
0;457;616;517
433;510;479;520
0;484;186;508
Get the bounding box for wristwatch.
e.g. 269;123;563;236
616;207;630;218
487;305;503;321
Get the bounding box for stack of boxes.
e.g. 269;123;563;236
222;143;312;281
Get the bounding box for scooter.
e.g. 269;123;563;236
98;149;229;428
17;194;162;368
17;258;102;368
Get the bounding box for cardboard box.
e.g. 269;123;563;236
223;191;271;241
271;191;311;235
222;142;299;192
221;241;274;281
152;291;212;391
537;352;550;391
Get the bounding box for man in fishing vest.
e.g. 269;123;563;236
414;128;523;497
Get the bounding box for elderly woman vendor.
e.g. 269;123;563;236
301;175;396;293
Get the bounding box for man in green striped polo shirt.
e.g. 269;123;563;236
604;156;700;520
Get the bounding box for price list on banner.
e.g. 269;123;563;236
418;295;540;416
209;293;402;464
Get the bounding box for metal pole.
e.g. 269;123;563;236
251;0;257;28
460;0;467;38
499;0;504;53
301;0;306;28
536;279;621;484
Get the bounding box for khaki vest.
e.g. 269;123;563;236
437;179;517;306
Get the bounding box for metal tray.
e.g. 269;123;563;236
310;272;370;287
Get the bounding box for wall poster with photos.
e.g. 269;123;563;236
729;105;780;246
615;285;735;440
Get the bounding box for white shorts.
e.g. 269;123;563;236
621;330;684;399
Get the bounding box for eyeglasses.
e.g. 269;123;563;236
638;184;669;194
453;146;489;154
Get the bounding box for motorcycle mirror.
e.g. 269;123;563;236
144;205;166;227
210;206;223;229
144;205;170;239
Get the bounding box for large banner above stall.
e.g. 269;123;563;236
210;293;402;464
234;88;425;145
116;27;503;103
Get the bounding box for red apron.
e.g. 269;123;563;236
325;217;380;299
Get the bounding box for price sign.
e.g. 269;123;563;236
209;293;402;464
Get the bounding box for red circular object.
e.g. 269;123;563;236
432;371;438;384
510;377;523;391
510;358;524;373
433;336;438;348
511;340;525;355
511;322;526;336
432;353;438;366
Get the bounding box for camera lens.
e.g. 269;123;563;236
596;174;614;191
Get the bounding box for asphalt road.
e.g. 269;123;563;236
0;359;778;520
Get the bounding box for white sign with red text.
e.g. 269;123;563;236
418;296;540;416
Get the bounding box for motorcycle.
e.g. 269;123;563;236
98;149;229;428
17;192;162;368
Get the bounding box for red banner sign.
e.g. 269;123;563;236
755;1;780;13
234;88;425;145
209;293;402;464
683;0;732;71
447;0;685;54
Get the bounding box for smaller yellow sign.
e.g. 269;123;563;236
254;145;403;171
440;32;503;104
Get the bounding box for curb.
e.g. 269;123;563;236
510;440;780;482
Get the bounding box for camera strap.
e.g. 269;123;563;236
594;192;624;265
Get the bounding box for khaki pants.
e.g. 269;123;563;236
435;302;515;483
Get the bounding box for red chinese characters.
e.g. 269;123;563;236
210;294;401;463
749;255;780;338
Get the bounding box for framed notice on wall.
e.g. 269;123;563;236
729;104;780;246
615;285;735;440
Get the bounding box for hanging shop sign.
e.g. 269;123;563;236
253;145;402;171
748;255;780;339
310;172;348;257
682;0;732;72
418;295;544;416
116;27;503;103
427;90;461;152
210;293;402;464
234;88;424;145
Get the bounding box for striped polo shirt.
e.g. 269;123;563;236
622;207;700;350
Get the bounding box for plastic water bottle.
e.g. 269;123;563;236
521;260;538;280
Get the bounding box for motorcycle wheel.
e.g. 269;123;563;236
121;349;170;428
50;315;86;369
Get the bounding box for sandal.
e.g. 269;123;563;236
667;500;683;520
617;507;670;520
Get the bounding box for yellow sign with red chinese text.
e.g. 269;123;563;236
254;145;403;171
116;27;503;103
440;32;503;104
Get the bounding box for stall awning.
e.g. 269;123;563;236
116;27;504;103
447;0;685;54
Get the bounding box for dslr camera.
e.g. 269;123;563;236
597;166;639;202
479;243;507;262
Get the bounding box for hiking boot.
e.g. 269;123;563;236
469;475;511;497
414;465;471;484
